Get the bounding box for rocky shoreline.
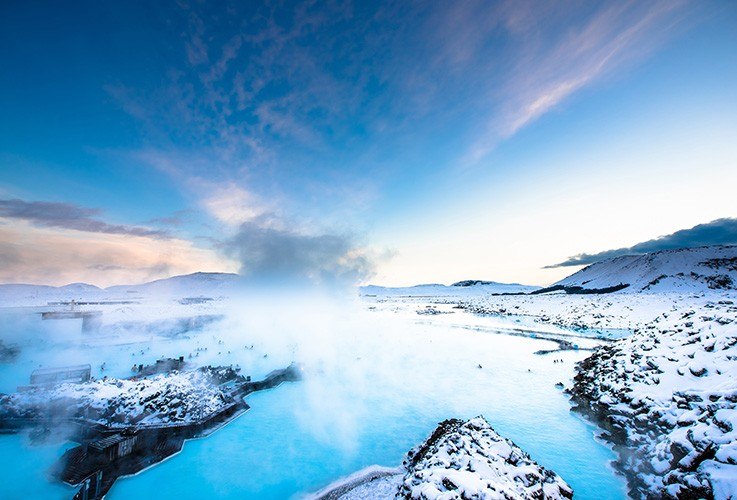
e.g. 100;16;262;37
463;291;737;499
567;303;737;499
423;279;737;499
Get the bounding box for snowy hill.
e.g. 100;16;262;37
553;245;737;293
0;272;240;306
106;272;239;296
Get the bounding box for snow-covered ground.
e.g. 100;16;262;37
568;298;737;499
461;290;724;332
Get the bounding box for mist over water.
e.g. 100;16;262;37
0;284;626;498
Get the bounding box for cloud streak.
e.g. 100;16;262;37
464;0;693;162
547;218;737;268
0;198;171;239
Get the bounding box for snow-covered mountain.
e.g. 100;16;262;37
0;272;240;306
106;272;239;296
553;245;737;293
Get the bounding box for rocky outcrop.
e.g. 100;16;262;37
398;417;573;499
569;302;737;499
313;416;572;500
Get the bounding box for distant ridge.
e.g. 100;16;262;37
452;279;530;287
0;271;238;291
0;272;241;306
106;272;239;294
360;281;540;296
4;245;735;304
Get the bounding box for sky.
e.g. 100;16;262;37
0;0;736;287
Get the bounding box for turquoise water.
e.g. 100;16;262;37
0;434;75;498
0;303;628;499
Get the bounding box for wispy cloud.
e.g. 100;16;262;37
105;0;699;235
546;218;737;268
184;12;209;66
463;0;693;163
148;209;193;227
0;198;171;239
200;182;266;227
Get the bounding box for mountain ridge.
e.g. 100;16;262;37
3;245;736;303
552;244;737;293
0;272;241;306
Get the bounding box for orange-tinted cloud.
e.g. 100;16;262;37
0;221;237;287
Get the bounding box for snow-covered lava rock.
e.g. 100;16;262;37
399;417;573;499
0;367;236;427
569;300;737;499
312;416;572;499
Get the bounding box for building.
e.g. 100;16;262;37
135;356;186;376
30;364;91;386
88;433;138;462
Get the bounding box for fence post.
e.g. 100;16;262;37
95;470;102;498
81;478;89;500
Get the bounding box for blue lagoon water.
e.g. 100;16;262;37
0;302;628;499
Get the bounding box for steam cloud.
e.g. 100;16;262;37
223;220;376;286
547;218;737;267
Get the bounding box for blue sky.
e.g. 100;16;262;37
1;0;736;286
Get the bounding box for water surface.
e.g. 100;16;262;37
0;301;628;499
